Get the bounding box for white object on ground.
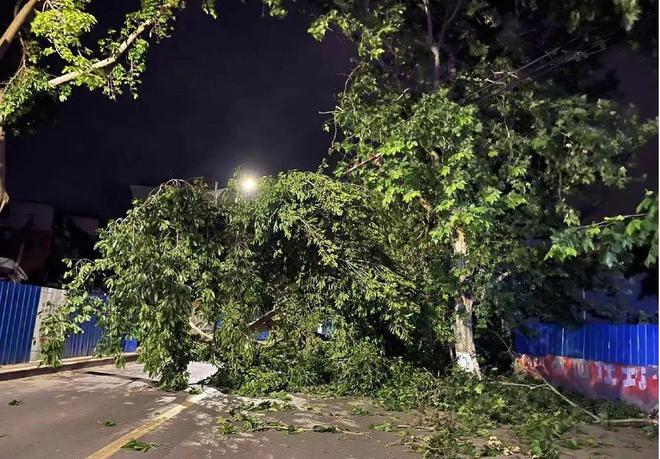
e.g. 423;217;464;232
186;361;218;384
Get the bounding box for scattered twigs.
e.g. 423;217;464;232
334;428;370;437
242;419;370;437
496;375;599;421
499;374;658;426
395;423;435;432
534;374;600;422
497;381;545;391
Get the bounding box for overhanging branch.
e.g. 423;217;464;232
48;18;154;88
0;0;38;64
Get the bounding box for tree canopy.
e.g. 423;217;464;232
308;0;657;374
34;2;658;456
40;0;657;387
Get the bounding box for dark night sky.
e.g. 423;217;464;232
7;1;354;220
4;2;657;221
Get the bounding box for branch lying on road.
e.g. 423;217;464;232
497;378;658;426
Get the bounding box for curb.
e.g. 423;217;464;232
0;353;140;381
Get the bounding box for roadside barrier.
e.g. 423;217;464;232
0;280;136;365
514;322;659;412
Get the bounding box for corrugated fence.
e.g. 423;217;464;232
0;280;136;365
63;316;106;359
0;282;41;365
514;322;659;411
514;322;658;366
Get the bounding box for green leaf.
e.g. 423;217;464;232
121;439;158;452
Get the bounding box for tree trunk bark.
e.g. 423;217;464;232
430;44;440;89
452;229;481;378
0;0;38;64
0;125;9;213
453;294;480;377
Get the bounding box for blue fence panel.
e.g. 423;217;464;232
0;281;137;364
64;316;139;358
564;326;582;358
123;339;138;352
0;281;41;365
63;316;104;359
515;322;659;366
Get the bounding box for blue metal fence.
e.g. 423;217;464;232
0;280;137;365
4;280;655;368
63;316;105;359
514;322;659;366
63;316;138;358
0;282;41;365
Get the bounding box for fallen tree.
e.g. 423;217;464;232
40;173;433;391
40;170;658;392
38;172;658;457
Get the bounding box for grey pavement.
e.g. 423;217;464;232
0;363;657;459
0;363;416;459
0;364;187;458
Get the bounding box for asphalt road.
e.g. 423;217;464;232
0;363;416;459
0;363;657;459
0;364;186;458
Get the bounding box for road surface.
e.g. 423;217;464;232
0;363;657;458
0;363;416;458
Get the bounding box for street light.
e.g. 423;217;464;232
239;174;258;195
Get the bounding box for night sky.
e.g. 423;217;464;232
4;2;657;222
6;1;353;220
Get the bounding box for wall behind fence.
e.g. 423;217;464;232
0;280;136;365
514;322;659;412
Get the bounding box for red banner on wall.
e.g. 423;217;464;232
515;354;659;412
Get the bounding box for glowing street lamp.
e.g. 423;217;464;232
239;174;259;195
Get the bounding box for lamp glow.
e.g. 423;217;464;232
239;175;258;195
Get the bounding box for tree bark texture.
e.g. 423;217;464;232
0;0;38;64
452;228;481;378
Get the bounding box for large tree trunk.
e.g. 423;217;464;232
454;294;480;377
452;229;481;378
